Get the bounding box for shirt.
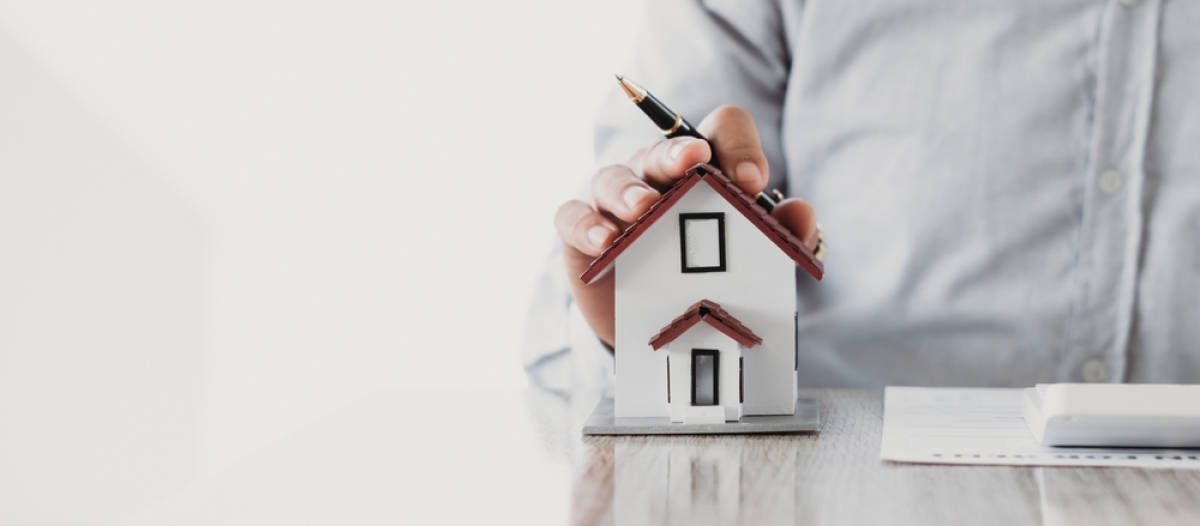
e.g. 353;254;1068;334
523;0;1200;394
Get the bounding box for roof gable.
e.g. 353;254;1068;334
579;164;823;284
648;299;762;350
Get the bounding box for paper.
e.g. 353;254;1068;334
881;387;1200;468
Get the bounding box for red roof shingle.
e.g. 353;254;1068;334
579;163;824;284
648;299;762;350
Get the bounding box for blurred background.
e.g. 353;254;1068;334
0;1;643;522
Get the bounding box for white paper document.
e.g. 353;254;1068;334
881;387;1200;468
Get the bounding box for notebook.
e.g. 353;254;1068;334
880;387;1200;468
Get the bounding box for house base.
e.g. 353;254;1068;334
582;398;820;436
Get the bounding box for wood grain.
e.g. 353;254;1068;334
571;389;1200;525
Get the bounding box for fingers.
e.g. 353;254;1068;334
591;165;661;223
555;200;620;258
632;137;713;190
771;198;820;250
697;105;769;195
625;105;767;194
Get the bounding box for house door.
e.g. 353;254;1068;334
692;349;719;406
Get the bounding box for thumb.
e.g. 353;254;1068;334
771;198;820;250
696;105;769;195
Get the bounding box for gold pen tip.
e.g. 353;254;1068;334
617;75;647;103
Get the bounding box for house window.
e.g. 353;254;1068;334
679;212;726;273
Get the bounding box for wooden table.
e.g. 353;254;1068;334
80;387;1200;524
570;389;1200;526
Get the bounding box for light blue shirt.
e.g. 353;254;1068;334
523;0;1200;394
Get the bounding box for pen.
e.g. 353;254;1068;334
616;75;784;212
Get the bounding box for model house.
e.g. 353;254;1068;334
581;164;823;423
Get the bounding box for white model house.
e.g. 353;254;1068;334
581;164;823;422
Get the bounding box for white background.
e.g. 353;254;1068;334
0;0;644;521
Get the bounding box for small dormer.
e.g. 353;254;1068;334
649;300;762;424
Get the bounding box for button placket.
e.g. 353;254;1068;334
1064;0;1161;383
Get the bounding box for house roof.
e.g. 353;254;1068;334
648;299;763;350
579;163;824;284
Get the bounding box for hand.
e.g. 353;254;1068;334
554;106;820;348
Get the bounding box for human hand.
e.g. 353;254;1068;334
554;105;820;348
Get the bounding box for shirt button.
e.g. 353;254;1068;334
1082;359;1108;383
1119;0;1141;7
1098;170;1123;195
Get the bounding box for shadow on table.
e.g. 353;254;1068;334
573;436;802;526
1037;467;1200;526
564;390;1200;526
575;439;1200;526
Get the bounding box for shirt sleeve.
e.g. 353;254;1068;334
520;240;615;401
522;0;793;398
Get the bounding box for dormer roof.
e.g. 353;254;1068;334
648;299;762;350
579;163;823;284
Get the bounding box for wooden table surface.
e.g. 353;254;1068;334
570;389;1200;526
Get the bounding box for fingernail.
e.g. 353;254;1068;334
668;138;697;160
623;186;653;210
588;225;611;249
805;228;820;247
806;223;823;247
735;162;762;184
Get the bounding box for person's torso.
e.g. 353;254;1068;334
782;0;1200;387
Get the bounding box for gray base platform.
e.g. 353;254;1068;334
582;398;821;435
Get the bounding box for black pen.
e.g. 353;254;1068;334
616;75;784;212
